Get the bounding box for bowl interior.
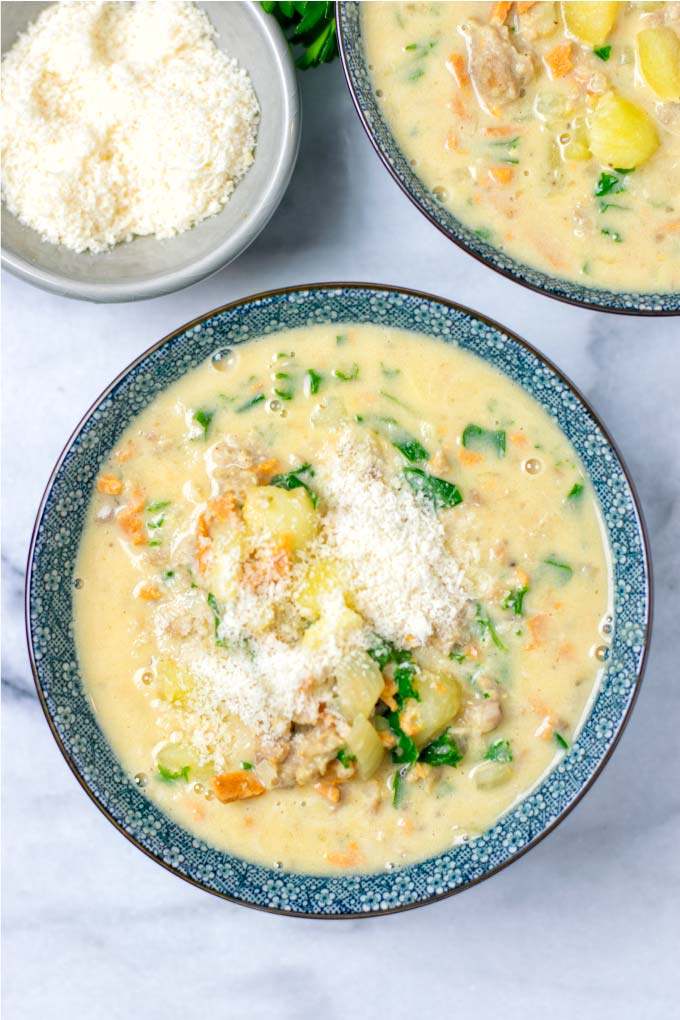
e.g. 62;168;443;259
337;1;679;316
26;284;651;917
1;2;299;301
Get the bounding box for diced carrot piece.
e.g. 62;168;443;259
115;442;134;463
326;845;364;869
490;1;512;24
445;52;470;89
400;706;422;737
254;457;280;480
118;507;146;545
486;124;520;138
195;513;211;573
136;583;161;600
544;42;573;79
379;730;397;750
509;432;527;446
517;1;537;13
659;220;680;234
314;782;340;805
515;567;530;588
428;449;449;472
525;614;549;650
243;816;254;828
444;129;459;152
459;448;484;466
380;679;398;712
535;716;555;740
211;771;266;803
487;165;514;185
207;493;237;521
97;474;123;495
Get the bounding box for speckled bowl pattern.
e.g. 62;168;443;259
337;2;679;317
26;284;651;917
1;2;301;303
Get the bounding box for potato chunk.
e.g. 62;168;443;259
242;485;318;552
410;671;461;749
335;650;384;720
155;659;195;705
345;715;384;780
588;92;659;168
562;2;620;45
637;27;680;101
296;557;349;619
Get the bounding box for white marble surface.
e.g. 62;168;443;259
3;60;679;1019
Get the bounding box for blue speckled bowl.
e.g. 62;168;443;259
337;2;679;317
26;284;652;916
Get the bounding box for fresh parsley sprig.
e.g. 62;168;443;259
260;2;338;69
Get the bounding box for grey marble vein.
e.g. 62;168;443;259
2;59;679;1020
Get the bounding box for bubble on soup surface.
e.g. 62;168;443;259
211;347;236;371
134;772;147;787
594;644;609;662
523;458;542;475
73;577;84;590
432;185;449;202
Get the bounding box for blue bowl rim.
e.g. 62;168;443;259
336;2;679;318
25;281;654;917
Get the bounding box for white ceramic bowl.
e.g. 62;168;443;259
1;1;300;302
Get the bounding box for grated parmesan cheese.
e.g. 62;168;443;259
1;1;259;252
315;428;471;648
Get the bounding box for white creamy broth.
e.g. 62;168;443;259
74;325;611;875
363;2;680;293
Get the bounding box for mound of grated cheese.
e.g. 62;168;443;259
1;1;259;253
315;428;471;648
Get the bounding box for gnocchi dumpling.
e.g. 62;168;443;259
242;485;318;552
588;92;659;168
637;27;680;101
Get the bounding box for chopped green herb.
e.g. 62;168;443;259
502;586;528;615
336;333;348;345
554;732;569;750
147;500;171;513
409;67;425;80
593;44;611;60
544;558;574;583
381;362;400;378
404;42;418;51
474;228;493;241
148;540;162;547
259;2;337;70
241;761;253;770
449;648;466;663
582;261;591;275
595;171;627;197
333;363;359;382
462;423;506;458
392;768;405;807
158;764;190;782
419;732;463;767
483;739;513;764
236;393;265;413
404;467;463;510
567;482;584;501
306;368;322;395
147;518;164;530
270;463;318;507
207;593;227;647
490;135;520;149
379;389;414;412
601;228;623;242
336;748;357;768
164;570;175;579
476;603;508;652
274;384;294;400
193;408;214;436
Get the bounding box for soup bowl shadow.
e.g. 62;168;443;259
26;283;652;917
336;1;679;317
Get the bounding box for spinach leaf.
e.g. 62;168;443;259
394;661;420;704
392;433;429;463
158;764;190;782
260;1;337;69
567;482;584;500
554;732;570;750
306;369;322;395
593;45;611;60
404;467;463;510
484;739;513;763
476;603;508;652
462;423;506;458
236;393;265;413
595;171;627;197
241;761;254;770
601;228;623;243
333;363;359;382
544;558;573;583
207;593;227;647
388;712;419;767
270;463;318;507
193;408;214;436
419;732;463;767
502;586;528;615
336;748;357;768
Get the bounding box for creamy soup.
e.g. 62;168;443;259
363;1;680;293
74;326;611;875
